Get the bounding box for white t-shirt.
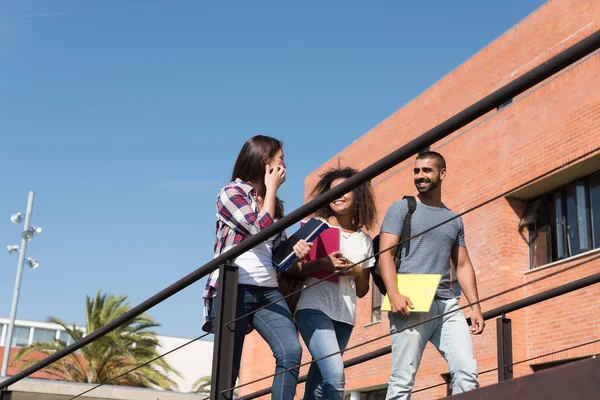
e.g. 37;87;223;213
295;229;375;326
233;234;279;287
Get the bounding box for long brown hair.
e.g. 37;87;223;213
231;135;284;218
310;166;377;230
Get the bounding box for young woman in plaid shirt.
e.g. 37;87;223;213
203;135;312;399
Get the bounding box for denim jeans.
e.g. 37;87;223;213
296;309;353;400
209;284;302;400
386;298;478;400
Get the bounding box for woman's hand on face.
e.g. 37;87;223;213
264;164;286;192
276;165;286;186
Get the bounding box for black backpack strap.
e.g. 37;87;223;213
395;196;417;268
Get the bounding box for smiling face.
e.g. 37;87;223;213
329;177;355;217
413;157;446;194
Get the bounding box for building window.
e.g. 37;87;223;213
360;388;387;400
11;327;31;347
32;328;57;344
0;324;6;346
588;172;600;247
371;280;382;323
59;330;74;345
523;170;600;268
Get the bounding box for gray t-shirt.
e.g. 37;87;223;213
380;199;466;298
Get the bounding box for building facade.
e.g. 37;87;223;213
239;0;600;398
0;317;213;394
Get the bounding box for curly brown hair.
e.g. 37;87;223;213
309;166;377;230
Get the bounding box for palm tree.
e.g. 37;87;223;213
192;375;211;394
13;290;181;390
192;375;237;397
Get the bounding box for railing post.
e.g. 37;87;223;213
496;316;513;381
210;262;239;400
0;390;12;400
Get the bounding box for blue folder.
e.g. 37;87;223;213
272;218;330;272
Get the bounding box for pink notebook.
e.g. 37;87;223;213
301;221;340;283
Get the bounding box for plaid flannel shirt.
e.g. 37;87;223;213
202;179;286;333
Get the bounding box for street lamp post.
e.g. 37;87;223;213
1;191;36;377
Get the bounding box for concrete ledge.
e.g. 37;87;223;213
0;377;207;400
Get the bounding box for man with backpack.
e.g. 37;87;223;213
375;151;485;399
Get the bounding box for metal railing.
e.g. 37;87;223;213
239;255;600;398
0;28;598;400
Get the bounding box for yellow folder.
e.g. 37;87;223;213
381;274;442;313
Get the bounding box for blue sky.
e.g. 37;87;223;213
0;0;546;340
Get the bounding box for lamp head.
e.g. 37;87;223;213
10;213;23;224
25;258;39;269
22;226;42;241
7;245;20;255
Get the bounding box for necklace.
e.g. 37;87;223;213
340;229;356;239
327;218;357;239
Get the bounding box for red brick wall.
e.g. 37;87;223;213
239;0;600;397
0;346;69;380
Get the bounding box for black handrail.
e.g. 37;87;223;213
1;28;598;391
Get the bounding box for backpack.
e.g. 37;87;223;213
371;196;417;296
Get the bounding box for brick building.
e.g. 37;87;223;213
239;0;600;398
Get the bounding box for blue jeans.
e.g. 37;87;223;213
210;284;302;400
296;309;353;400
386;298;478;400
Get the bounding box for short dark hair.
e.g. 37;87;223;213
416;151;446;170
231;135;284;218
309;167;377;230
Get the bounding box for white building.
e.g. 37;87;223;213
0;317;213;393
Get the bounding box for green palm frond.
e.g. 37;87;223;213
13;290;182;391
192;375;211;393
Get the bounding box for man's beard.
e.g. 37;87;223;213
414;178;440;193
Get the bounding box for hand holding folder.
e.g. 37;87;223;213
303;222;342;283
272;218;330;272
381;274;441;313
